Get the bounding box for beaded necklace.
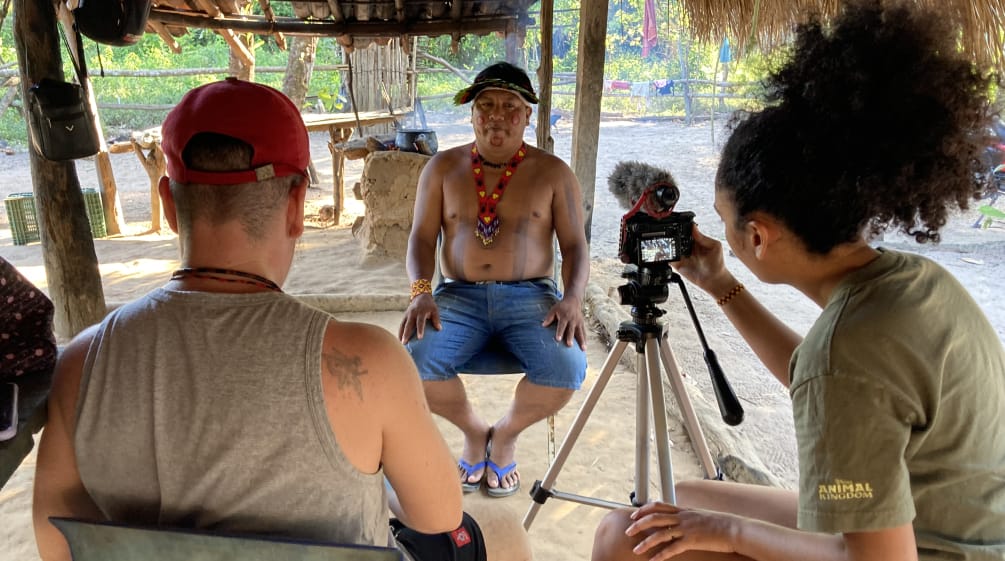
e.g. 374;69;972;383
471;141;527;246
171;267;282;293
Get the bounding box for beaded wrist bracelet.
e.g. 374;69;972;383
716;283;745;306
410;278;432;301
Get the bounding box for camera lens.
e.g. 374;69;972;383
651;183;679;211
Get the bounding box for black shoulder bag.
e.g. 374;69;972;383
26;24;100;161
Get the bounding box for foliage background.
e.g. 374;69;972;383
0;0;794;146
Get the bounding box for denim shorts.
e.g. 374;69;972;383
405;278;587;390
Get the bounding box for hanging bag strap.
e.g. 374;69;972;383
58;20;89;93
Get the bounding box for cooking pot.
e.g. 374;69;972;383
395;129;438;155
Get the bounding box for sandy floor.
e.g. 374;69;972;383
2;110;1004;561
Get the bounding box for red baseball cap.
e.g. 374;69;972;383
162;77;309;185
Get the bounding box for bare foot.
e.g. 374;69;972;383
459;424;492;486
486;427;520;492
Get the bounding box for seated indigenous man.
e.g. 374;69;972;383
398;62;590;498
31;78;530;561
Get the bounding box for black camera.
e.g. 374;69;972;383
620;211;696;266
617;184;696;267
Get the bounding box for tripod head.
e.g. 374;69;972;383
616;265;745;426
617;264;670;324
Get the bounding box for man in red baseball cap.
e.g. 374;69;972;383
33;78;529;561
160;77;311;186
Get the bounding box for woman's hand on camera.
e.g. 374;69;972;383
673;225;738;298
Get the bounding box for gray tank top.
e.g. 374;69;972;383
75;288;388;546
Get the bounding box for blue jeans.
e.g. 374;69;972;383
405;278;587;390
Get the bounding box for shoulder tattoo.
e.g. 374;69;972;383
322;346;366;400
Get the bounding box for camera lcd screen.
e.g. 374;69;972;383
640;236;678;263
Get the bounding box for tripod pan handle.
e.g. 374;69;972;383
703;350;744;426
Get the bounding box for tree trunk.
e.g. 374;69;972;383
14;0;105;338
228;32;255;81
570;0;607;243
505;23;525;67
675;18;692;124
282;36;317;109
283;36;317;184
0;81;19;119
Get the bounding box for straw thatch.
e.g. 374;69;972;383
680;0;1005;71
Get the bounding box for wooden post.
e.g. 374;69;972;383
94;153;126;235
129;140;166;233
408;36;418;110
327;127;351;225
570;0;607;243
14;0;105;338
535;0;554;154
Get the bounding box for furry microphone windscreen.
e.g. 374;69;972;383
608;161;678;209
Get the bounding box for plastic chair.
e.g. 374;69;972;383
51;517;402;561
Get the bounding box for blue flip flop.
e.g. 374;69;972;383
458;459;487;493
485;460;520;498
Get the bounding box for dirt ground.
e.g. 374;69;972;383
2;110;1004;561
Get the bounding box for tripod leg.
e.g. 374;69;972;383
523;339;632;530
645;338;677;504
634;350;651;505
658;334;719;479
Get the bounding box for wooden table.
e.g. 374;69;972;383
302;110;406;225
0;371;53;490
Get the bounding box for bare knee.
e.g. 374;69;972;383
422;378;468;413
516;379;575;416
543;386;575;413
591;508;639;561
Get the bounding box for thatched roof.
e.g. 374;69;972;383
680;0;1005;70
147;0;537;50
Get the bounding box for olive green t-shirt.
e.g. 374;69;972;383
790;249;1005;560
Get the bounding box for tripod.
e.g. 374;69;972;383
523;269;742;530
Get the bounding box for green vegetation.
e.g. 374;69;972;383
0;1;810;146
416;1;776;117
978;205;1005;229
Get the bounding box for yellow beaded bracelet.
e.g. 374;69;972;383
410;278;432;301
716;283;745;306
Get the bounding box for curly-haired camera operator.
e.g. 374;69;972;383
593;1;1005;560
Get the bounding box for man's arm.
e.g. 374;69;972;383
323;321;462;534
731;519;917;561
33;327;104;561
399;155;447;343
545;157;590;348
